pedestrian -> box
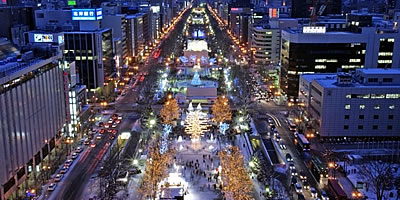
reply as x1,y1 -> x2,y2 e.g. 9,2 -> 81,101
213,184 -> 217,190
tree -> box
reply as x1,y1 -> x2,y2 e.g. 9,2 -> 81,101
139,141 -> 175,200
185,103 -> 210,140
212,95 -> 232,124
360,161 -> 394,200
219,146 -> 253,200
160,98 -> 180,125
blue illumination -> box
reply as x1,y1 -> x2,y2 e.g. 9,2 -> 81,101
72,8 -> 102,21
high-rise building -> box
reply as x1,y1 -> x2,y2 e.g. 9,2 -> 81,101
291,0 -> 342,18
0,40 -> 66,200
0,6 -> 35,46
64,28 -> 114,90
299,69 -> 400,139
249,18 -> 297,65
280,27 -> 400,101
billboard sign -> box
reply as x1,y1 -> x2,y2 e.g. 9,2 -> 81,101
34,34 -> 54,43
72,8 -> 102,21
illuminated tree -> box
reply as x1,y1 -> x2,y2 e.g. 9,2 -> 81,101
185,103 -> 209,140
212,95 -> 232,124
140,141 -> 175,200
160,98 -> 180,125
219,146 -> 253,200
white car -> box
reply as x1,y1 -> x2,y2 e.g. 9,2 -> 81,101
321,190 -> 329,200
54,174 -> 63,182
48,183 -> 57,191
60,167 -> 68,174
71,152 -> 79,159
75,147 -> 83,153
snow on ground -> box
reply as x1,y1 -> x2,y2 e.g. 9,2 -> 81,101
340,162 -> 400,200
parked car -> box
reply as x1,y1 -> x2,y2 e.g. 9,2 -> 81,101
75,147 -> 83,153
60,167 -> 68,174
64,159 -> 73,168
96,135 -> 102,140
268,118 -> 274,125
90,143 -> 96,148
275,134 -> 281,142
84,139 -> 90,145
111,123 -> 117,128
54,174 -> 63,182
71,152 -> 79,159
286,153 -> 293,162
48,183 -> 57,191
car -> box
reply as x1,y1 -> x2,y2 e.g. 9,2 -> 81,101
111,123 -> 117,128
311,187 -> 318,198
321,190 -> 329,200
275,134 -> 281,142
54,174 -> 63,182
295,183 -> 302,194
299,171 -> 307,181
279,143 -> 287,150
96,135 -> 102,140
286,153 -> 293,162
98,122 -> 104,127
104,123 -> 110,128
303,180 -> 310,190
115,119 -> 121,124
294,131 -> 299,138
60,167 -> 68,174
289,163 -> 295,170
270,124 -> 276,130
71,152 -> 79,159
268,118 -> 274,125
291,177 -> 297,186
112,114 -> 118,120
108,118 -> 113,123
76,147 -> 83,153
117,115 -> 122,120
64,159 -> 73,168
48,183 -> 57,191
291,169 -> 298,176
84,139 -> 90,145
99,129 -> 105,134
109,135 -> 115,140
90,143 -> 96,148
112,129 -> 118,135
107,129 -> 113,133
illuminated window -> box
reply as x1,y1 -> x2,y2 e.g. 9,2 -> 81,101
349,59 -> 361,62
378,60 -> 392,64
315,65 -> 326,69
389,105 -> 395,110
346,94 -> 351,99
345,104 -> 351,110
359,104 -> 365,109
374,105 -> 380,110
388,38 -> 395,42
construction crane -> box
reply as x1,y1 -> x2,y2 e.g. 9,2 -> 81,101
309,0 -> 328,25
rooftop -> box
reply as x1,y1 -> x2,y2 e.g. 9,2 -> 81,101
186,40 -> 208,52
357,68 -> 400,75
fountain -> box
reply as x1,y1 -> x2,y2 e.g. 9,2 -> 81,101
191,70 -> 202,86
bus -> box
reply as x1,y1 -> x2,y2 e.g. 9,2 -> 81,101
327,179 -> 347,200
287,119 -> 297,131
294,134 -> 310,152
309,155 -> 328,182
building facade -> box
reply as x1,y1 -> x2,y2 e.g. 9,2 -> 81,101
280,27 -> 400,101
299,69 -> 400,138
0,44 -> 66,199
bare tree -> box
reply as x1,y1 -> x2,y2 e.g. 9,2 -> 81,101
360,161 -> 394,200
